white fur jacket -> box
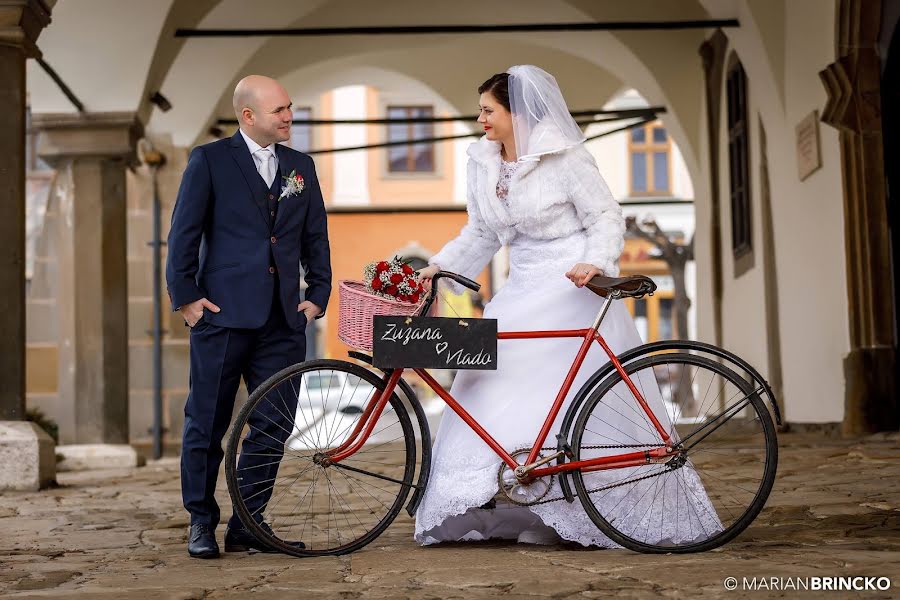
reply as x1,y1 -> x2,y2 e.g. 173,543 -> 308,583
430,126 -> 625,286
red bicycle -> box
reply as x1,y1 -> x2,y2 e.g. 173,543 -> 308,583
225,271 -> 779,555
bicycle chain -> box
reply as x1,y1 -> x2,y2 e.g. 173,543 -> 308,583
538,443 -> 667,451
519,443 -> 681,507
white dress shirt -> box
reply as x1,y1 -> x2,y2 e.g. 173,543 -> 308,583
239,129 -> 279,186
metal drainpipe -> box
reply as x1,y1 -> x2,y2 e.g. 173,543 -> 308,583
141,142 -> 167,459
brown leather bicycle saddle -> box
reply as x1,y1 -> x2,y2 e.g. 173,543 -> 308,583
585,274 -> 657,299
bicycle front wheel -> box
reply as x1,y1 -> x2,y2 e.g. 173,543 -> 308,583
225,359 -> 417,556
570,351 -> 777,553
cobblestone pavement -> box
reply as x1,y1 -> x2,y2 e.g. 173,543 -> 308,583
1,431 -> 898,599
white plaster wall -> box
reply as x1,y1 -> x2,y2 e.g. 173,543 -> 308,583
330,85 -> 369,206
776,0 -> 848,423
671,143 -> 695,200
716,65 -> 770,412
453,122 -> 471,205
714,0 -> 847,423
585,125 -> 629,199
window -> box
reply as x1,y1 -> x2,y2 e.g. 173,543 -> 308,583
387,105 -> 435,173
726,57 -> 752,260
629,121 -> 671,195
289,107 -> 313,152
633,298 -> 649,342
658,298 -> 675,340
623,290 -> 677,342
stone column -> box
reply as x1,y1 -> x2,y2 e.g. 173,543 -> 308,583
820,0 -> 898,434
0,0 -> 56,490
33,112 -> 143,451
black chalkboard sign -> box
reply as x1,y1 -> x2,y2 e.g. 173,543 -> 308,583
372,316 -> 498,370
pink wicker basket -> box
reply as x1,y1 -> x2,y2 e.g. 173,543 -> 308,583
338,280 -> 434,351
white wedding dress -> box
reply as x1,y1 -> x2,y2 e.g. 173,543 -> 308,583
414,161 -> 722,547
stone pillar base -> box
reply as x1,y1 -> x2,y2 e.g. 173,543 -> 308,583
56,444 -> 143,472
0,421 -> 56,491
843,346 -> 898,435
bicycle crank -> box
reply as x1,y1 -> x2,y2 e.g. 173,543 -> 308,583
496,448 -> 556,506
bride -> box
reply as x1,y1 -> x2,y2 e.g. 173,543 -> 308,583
414,65 -> 719,547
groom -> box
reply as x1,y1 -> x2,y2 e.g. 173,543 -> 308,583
166,75 -> 331,558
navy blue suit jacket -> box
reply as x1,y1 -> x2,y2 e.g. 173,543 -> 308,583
166,131 -> 332,330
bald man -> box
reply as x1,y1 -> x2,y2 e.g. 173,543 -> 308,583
166,75 -> 331,558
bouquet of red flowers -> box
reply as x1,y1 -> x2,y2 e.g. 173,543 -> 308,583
364,256 -> 425,304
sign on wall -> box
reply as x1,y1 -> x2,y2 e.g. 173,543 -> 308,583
796,110 -> 822,181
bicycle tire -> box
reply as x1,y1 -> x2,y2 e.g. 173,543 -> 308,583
225,359 -> 417,556
570,352 -> 778,553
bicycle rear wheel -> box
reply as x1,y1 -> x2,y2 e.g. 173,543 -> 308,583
225,359 -> 417,556
570,351 -> 777,553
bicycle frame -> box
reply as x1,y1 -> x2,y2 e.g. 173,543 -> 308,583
326,293 -> 676,479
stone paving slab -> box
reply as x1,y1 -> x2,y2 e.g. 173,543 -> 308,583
0,432 -> 898,599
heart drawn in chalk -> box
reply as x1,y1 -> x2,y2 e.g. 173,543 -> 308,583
435,342 -> 448,354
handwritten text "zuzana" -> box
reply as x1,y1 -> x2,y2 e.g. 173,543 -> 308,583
379,323 -> 443,346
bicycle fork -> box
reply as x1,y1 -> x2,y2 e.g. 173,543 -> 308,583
323,369 -> 404,464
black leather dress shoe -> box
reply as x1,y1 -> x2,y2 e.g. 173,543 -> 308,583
478,498 -> 497,510
224,522 -> 305,553
187,524 -> 220,559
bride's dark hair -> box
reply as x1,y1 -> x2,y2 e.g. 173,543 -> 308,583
478,73 -> 510,111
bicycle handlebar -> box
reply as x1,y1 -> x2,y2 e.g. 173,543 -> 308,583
431,270 -> 481,293
417,270 -> 480,317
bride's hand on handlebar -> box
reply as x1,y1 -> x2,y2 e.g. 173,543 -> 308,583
416,264 -> 441,292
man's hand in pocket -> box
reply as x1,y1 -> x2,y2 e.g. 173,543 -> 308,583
297,301 -> 322,322
179,298 -> 221,327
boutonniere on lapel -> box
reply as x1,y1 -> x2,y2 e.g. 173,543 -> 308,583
279,170 -> 305,201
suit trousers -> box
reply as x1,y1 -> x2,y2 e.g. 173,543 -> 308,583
181,287 -> 307,529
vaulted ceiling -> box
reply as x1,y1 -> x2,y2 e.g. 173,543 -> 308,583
27,0 -> 737,183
